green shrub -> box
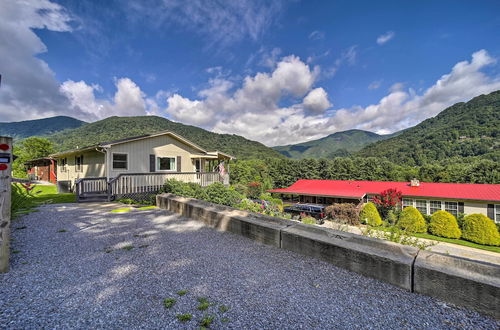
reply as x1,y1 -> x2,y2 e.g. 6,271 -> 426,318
429,210 -> 461,239
385,210 -> 398,226
359,202 -> 382,226
205,182 -> 243,207
461,214 -> 500,246
301,216 -> 316,225
397,206 -> 427,233
237,199 -> 263,213
247,181 -> 263,199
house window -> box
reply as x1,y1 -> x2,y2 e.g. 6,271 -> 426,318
112,153 -> 128,170
402,198 -> 413,208
75,155 -> 83,172
445,201 -> 458,217
430,201 -> 442,215
60,158 -> 67,172
157,157 -> 176,171
416,200 -> 427,215
495,205 -> 500,223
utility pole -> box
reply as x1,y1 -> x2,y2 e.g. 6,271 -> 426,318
0,136 -> 12,273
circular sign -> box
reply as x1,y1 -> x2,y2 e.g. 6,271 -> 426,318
0,164 -> 7,171
0,144 -> 9,151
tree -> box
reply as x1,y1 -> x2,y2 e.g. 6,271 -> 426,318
12,137 -> 55,178
359,202 -> 382,226
372,188 -> 402,218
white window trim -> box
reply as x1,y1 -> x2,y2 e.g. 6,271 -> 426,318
495,204 -> 500,223
75,155 -> 83,173
112,152 -> 129,171
156,156 -> 177,172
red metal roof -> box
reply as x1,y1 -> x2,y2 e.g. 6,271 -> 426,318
269,180 -> 500,202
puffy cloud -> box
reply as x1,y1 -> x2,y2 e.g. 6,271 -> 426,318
303,88 -> 331,114
0,0 -> 73,121
164,50 -> 500,146
60,78 -> 154,120
377,31 -> 395,45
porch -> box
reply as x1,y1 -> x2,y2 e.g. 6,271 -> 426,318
75,172 -> 226,202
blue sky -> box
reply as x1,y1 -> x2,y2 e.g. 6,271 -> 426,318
1,0 -> 500,146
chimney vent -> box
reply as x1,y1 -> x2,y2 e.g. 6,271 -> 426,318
410,178 -> 420,187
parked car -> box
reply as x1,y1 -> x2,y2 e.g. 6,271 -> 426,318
283,204 -> 326,224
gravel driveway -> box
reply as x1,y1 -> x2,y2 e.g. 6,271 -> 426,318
1,203 -> 498,329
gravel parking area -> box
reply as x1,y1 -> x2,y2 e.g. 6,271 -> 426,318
1,203 -> 498,329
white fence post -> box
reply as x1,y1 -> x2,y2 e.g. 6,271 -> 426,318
0,136 -> 13,273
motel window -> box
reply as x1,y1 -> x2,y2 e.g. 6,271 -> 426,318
402,198 -> 413,208
495,205 -> 500,223
112,153 -> 128,170
317,196 -> 326,204
60,158 -> 67,172
430,201 -> 442,215
416,200 -> 428,215
75,155 -> 83,172
157,157 -> 176,171
445,202 -> 458,217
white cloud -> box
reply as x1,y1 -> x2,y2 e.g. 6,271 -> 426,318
377,31 -> 395,45
164,49 -> 500,146
303,88 -> 331,114
368,80 -> 382,90
126,0 -> 285,46
60,78 -> 154,120
309,30 -> 325,40
0,0 -> 74,121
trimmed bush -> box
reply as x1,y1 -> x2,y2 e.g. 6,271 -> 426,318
429,210 -> 461,239
325,203 -> 360,225
359,202 -> 382,226
301,216 -> 316,225
461,214 -> 500,246
205,182 -> 243,207
397,206 -> 427,233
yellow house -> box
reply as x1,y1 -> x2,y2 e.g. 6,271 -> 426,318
50,131 -> 234,199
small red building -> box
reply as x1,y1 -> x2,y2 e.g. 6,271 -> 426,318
25,158 -> 57,184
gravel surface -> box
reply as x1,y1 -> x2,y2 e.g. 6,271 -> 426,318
1,203 -> 498,329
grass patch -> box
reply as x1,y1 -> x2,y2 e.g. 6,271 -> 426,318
110,208 -> 132,213
176,313 -> 192,322
121,245 -> 134,251
219,304 -> 229,313
137,206 -> 156,210
412,232 -> 500,253
373,226 -> 500,253
199,314 -> 214,327
57,229 -> 67,233
163,298 -> 176,309
11,183 -> 75,217
176,290 -> 188,296
197,297 -> 210,311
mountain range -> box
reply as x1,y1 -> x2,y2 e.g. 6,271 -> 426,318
2,90 -> 498,163
273,129 -> 398,159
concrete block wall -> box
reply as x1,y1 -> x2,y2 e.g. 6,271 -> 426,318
157,193 -> 500,319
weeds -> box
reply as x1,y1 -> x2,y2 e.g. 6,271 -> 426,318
176,313 -> 192,322
57,229 -> 67,233
199,314 -> 214,327
176,290 -> 188,296
219,304 -> 229,313
197,297 -> 210,311
163,298 -> 176,309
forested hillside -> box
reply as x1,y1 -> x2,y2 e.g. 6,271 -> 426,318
0,116 -> 85,139
45,116 -> 284,160
357,91 -> 500,165
273,129 -> 395,159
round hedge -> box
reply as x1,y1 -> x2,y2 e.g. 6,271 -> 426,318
359,202 -> 382,226
461,214 -> 500,246
429,210 -> 461,239
397,206 -> 427,233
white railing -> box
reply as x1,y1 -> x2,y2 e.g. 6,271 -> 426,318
75,177 -> 108,201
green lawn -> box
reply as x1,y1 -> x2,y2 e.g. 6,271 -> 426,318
373,225 -> 500,253
11,183 -> 76,217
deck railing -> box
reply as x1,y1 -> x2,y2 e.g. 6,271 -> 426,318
76,172 -> 226,202
75,177 -> 108,202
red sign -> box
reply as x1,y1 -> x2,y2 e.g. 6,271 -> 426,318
0,164 -> 7,171
0,144 -> 9,151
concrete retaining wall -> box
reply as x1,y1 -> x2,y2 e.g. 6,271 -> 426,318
156,193 -> 500,319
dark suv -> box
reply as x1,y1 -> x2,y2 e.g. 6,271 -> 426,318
283,204 -> 326,224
